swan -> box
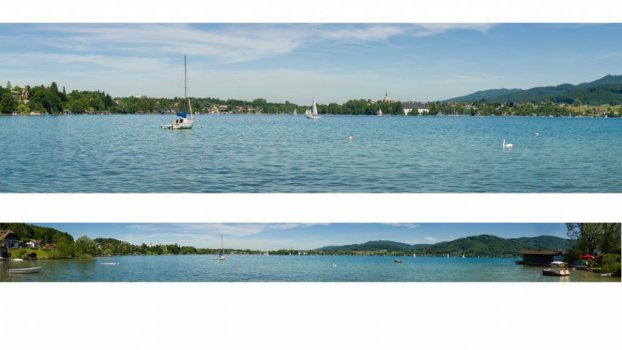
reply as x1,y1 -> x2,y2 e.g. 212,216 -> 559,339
502,139 -> 513,149
533,132 -> 539,137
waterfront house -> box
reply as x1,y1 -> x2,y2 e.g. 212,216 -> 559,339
0,230 -> 20,248
26,239 -> 43,248
520,249 -> 564,266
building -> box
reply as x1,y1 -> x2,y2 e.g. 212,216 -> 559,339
26,239 -> 43,248
383,92 -> 389,103
0,230 -> 20,248
521,249 -> 564,266
402,101 -> 430,115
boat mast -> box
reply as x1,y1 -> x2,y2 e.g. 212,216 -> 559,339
184,56 -> 193,118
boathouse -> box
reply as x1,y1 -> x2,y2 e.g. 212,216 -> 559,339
521,249 -> 564,266
0,230 -> 20,248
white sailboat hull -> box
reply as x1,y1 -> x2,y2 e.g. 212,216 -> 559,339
161,118 -> 194,129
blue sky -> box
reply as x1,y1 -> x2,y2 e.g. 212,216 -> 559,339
34,223 -> 567,250
1,24 -> 620,104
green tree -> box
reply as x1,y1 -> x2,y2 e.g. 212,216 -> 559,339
0,91 -> 17,114
51,236 -> 75,259
74,235 -> 97,258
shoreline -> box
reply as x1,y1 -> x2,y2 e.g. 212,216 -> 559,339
1,113 -> 619,118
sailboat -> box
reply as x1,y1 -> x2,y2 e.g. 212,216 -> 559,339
305,97 -> 321,119
214,234 -> 225,261
376,108 -> 383,116
161,56 -> 195,130
293,109 -> 297,116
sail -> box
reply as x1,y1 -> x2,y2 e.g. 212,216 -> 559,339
312,98 -> 318,116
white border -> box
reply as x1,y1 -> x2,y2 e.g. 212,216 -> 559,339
3,283 -> 620,349
1,194 -> 620,223
2,0 -> 622,22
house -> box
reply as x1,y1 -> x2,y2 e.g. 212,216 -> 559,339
521,249 -> 564,266
26,239 -> 43,248
0,230 -> 20,248
44,243 -> 57,250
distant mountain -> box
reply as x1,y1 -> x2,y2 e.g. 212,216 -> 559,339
318,240 -> 431,252
446,74 -> 622,105
315,235 -> 569,257
447,88 -> 523,102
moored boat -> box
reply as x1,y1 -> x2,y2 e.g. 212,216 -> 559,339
161,56 -> 195,130
542,261 -> 571,276
9,266 -> 43,274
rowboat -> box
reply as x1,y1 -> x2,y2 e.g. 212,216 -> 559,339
9,266 -> 43,274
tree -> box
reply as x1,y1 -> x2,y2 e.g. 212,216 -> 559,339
0,92 -> 17,114
53,236 -> 75,259
74,235 -> 97,258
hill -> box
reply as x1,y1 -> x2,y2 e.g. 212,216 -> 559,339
446,74 -> 622,105
0,223 -> 74,244
315,235 -> 569,257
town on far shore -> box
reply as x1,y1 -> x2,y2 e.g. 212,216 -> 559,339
1,75 -> 621,118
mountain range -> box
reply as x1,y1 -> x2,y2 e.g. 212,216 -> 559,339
446,74 -> 622,105
315,235 -> 570,257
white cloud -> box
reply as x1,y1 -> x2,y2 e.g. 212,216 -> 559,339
25,23 -> 495,64
412,23 -> 495,37
384,223 -> 421,229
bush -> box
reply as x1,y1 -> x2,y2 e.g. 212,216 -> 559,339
12,249 -> 27,259
601,254 -> 621,275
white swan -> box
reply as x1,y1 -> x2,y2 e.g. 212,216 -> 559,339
502,139 -> 513,150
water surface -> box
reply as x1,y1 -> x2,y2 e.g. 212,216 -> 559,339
1,255 -> 618,282
1,114 -> 620,192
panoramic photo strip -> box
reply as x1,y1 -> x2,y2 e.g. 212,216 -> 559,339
0,23 -> 621,193
1,222 -> 620,282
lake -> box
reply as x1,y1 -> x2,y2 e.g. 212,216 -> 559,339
1,255 -> 618,282
1,114 -> 620,192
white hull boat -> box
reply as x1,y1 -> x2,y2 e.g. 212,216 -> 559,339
162,56 -> 195,130
542,261 -> 571,276
9,266 -> 43,274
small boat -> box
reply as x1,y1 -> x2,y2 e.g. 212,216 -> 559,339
214,234 -> 225,261
9,266 -> 43,274
394,259 -> 402,264
462,254 -> 466,259
12,258 -> 24,262
305,98 -> 321,119
376,109 -> 383,116
514,259 -> 524,265
542,261 -> 571,276
101,262 -> 119,266
412,253 -> 416,258
293,109 -> 297,116
161,56 -> 195,130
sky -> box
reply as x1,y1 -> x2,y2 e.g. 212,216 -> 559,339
34,223 -> 567,250
0,23 -> 621,104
